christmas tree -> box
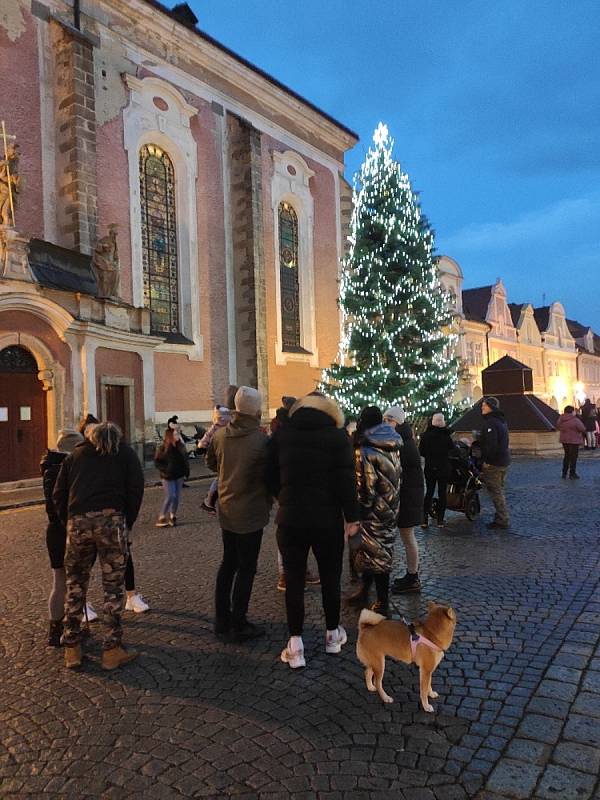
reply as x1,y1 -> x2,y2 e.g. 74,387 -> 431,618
321,123 -> 459,420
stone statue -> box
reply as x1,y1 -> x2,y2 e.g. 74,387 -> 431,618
92,224 -> 120,299
0,142 -> 20,228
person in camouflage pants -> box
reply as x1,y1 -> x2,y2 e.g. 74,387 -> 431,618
63,510 -> 129,650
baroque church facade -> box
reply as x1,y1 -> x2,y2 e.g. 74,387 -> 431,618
0,0 -> 356,481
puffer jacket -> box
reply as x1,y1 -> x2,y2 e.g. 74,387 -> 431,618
354,422 -> 402,574
557,413 -> 586,445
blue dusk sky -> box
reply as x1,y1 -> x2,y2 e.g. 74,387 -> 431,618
189,0 -> 600,330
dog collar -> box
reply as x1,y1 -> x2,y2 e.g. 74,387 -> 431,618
406,621 -> 444,660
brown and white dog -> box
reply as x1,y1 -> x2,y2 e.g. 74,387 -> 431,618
356,602 -> 457,712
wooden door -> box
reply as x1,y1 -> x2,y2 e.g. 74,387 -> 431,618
0,346 -> 47,482
105,384 -> 128,440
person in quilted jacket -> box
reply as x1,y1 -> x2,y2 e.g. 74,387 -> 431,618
347,406 -> 402,615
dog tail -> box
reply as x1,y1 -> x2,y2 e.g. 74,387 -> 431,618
359,608 -> 386,629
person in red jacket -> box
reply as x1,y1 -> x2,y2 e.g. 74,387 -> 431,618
557,405 -> 586,480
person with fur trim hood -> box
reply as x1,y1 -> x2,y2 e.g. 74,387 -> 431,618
199,405 -> 232,515
382,406 -> 425,595
266,391 -> 360,669
347,406 -> 402,615
419,412 -> 454,528
207,387 -> 271,643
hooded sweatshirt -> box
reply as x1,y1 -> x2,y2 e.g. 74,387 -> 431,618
206,412 -> 272,533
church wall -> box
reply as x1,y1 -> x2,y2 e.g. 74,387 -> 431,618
0,6 -> 45,238
261,135 -> 341,409
95,346 -> 144,442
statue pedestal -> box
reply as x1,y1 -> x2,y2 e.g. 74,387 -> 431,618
0,226 -> 32,282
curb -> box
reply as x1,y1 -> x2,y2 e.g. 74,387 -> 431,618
0,473 -> 213,513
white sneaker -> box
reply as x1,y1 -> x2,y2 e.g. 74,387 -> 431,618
325,625 -> 347,654
280,639 -> 306,669
125,593 -> 150,613
83,602 -> 98,623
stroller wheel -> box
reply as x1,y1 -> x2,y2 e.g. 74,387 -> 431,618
465,491 -> 480,521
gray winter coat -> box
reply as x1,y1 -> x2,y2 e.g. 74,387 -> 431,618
354,423 -> 402,574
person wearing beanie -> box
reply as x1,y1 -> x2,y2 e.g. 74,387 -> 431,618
41,430 -> 85,646
480,397 -> 511,529
266,392 -> 360,669
207,386 -> 271,642
346,406 -> 402,615
383,408 -> 424,595
419,413 -> 454,528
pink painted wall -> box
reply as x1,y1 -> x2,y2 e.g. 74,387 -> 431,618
96,115 -> 133,304
261,135 -> 341,409
0,8 -> 44,238
95,347 -> 144,433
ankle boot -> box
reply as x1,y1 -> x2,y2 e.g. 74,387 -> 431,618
346,580 -> 370,608
64,643 -> 82,669
101,645 -> 139,671
48,620 -> 63,647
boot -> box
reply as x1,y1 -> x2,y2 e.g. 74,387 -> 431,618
421,513 -> 429,529
370,600 -> 389,616
345,583 -> 370,608
101,645 -> 139,671
64,643 -> 82,669
391,572 -> 422,595
48,620 -> 63,647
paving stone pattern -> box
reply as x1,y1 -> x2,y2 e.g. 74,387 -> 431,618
1,457 -> 599,799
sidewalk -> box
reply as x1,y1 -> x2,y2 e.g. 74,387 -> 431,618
0,457 -> 213,512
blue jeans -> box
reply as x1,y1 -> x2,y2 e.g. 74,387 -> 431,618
160,478 -> 183,517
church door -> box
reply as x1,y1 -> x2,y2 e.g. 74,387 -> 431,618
0,346 -> 47,483
105,384 -> 128,441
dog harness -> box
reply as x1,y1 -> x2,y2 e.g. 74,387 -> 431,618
406,621 -> 444,660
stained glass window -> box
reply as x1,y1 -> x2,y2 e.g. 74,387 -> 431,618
279,202 -> 301,351
139,144 -> 179,335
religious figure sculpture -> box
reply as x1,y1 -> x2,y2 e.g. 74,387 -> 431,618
0,141 -> 20,228
92,224 -> 120,299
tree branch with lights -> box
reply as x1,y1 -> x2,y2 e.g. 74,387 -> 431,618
321,123 -> 459,422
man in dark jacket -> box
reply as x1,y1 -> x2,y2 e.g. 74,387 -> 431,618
419,413 -> 454,527
266,392 -> 360,669
479,396 -> 510,529
53,422 -> 144,670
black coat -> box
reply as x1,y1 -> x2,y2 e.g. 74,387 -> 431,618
419,425 -> 454,473
266,394 -> 359,529
580,401 -> 597,432
480,410 -> 510,467
154,442 -> 189,481
41,449 -> 68,526
396,422 -> 424,528
53,440 -> 144,529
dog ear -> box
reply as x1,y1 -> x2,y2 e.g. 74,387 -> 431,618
445,607 -> 456,620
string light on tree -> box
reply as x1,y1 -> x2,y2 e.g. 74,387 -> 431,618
320,123 -> 459,420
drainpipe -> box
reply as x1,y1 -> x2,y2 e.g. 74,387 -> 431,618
73,0 -> 81,30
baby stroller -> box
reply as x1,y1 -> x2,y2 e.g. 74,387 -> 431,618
431,440 -> 483,521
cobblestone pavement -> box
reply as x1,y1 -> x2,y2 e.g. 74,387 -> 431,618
1,456 -> 599,799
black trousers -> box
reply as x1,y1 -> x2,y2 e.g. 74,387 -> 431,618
424,467 -> 449,521
562,443 -> 579,476
363,571 -> 389,606
215,529 -> 263,631
277,524 -> 344,636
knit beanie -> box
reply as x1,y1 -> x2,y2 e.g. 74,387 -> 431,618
57,429 -> 84,453
383,406 -> 406,426
482,396 -> 500,411
432,412 -> 446,427
234,386 -> 261,416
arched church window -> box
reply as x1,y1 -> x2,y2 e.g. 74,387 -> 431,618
279,202 -> 301,351
139,144 -> 179,334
